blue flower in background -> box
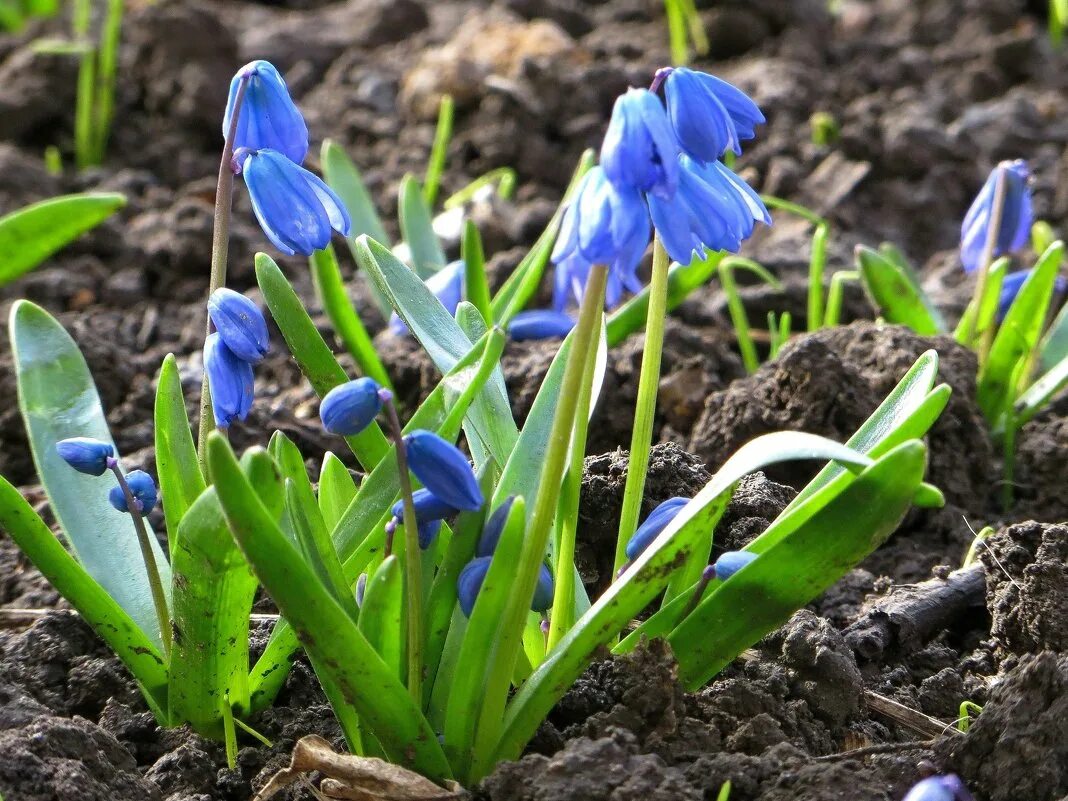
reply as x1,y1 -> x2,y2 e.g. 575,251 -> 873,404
625,497 -> 689,561
391,488 -> 459,525
55,437 -> 114,476
997,269 -> 1067,322
457,556 -> 554,617
403,430 -> 483,511
508,310 -> 575,341
224,60 -> 309,165
204,333 -> 254,429
108,470 -> 158,515
320,377 -> 383,436
239,148 -> 351,257
663,67 -> 765,162
207,288 -> 270,364
391,260 -> 465,336
476,496 -> 517,558
418,519 -> 442,550
960,160 -> 1032,274
648,155 -> 771,266
712,550 -> 758,581
902,775 -> 974,801
601,88 -> 679,198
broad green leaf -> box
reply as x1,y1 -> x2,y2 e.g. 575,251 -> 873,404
154,354 -> 205,551
358,555 -> 404,682
399,174 -> 446,279
0,192 -> 124,284
285,477 -> 353,617
856,245 -> 944,335
256,253 -> 389,470
1040,297 -> 1068,372
207,434 -> 452,781
954,258 -> 1007,347
10,300 -> 170,647
319,452 -> 358,531
1013,352 -> 1068,427
462,220 -> 492,324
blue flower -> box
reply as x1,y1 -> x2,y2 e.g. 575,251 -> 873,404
508,310 -> 575,341
476,496 -> 517,557
531,563 -> 554,612
418,519 -> 442,550
320,378 -> 383,436
224,60 -> 308,165
456,556 -> 554,617
997,269 -> 1067,322
625,497 -> 689,561
664,68 -> 765,162
601,88 -> 680,198
960,160 -> 1032,274
239,149 -> 351,257
712,550 -> 758,581
108,470 -> 158,515
648,155 -> 770,266
902,775 -> 973,801
205,333 -> 254,429
403,430 -> 483,511
391,488 -> 460,524
390,260 -> 465,336
207,288 -> 270,364
55,437 -> 114,476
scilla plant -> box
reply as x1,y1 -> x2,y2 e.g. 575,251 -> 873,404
0,58 -> 947,789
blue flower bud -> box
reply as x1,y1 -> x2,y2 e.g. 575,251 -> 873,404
207,288 -> 270,364
55,437 -> 114,476
997,269 -> 1068,322
390,260 -> 465,336
664,67 -> 765,162
391,488 -> 459,524
960,160 -> 1032,274
601,88 -> 679,198
712,550 -> 758,581
355,573 -> 367,607
320,378 -> 383,436
224,60 -> 309,165
205,333 -> 254,429
476,496 -> 517,558
625,497 -> 689,560
457,556 -> 491,617
531,564 -> 554,613
239,149 -> 351,257
902,775 -> 973,801
108,470 -> 158,515
418,519 -> 442,550
508,310 -> 575,341
403,430 -> 483,511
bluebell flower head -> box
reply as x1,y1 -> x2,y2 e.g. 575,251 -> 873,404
712,550 -> 758,581
997,269 -> 1067,322
960,160 -> 1032,274
391,487 -> 459,524
649,155 -> 771,266
55,437 -> 114,476
391,260 -> 465,336
508,310 -> 576,341
902,775 -> 973,801
601,88 -> 680,198
207,288 -> 270,364
205,333 -> 254,429
457,556 -> 491,617
320,377 -> 383,436
664,67 -> 765,162
224,60 -> 308,165
531,563 -> 554,613
418,519 -> 442,550
625,497 -> 689,560
239,149 -> 351,257
109,470 -> 158,515
476,495 -> 517,558
403,430 -> 484,511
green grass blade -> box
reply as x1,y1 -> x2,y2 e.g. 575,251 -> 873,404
90,0 -> 122,162
462,220 -> 492,324
319,452 -> 358,531
1040,290 -> 1068,371
154,354 -> 205,552
1012,352 -> 1068,427
856,245 -> 944,335
399,174 -> 446,279
0,192 -> 124,284
423,94 -> 454,209
359,555 -> 405,682
285,476 -> 355,618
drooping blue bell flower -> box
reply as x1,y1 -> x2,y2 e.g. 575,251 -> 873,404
320,377 -> 383,436
391,488 -> 460,525
663,67 -> 765,162
390,260 -> 465,336
403,430 -> 484,511
204,333 -> 254,429
207,288 -> 270,364
902,775 -> 974,801
712,550 -> 758,581
601,88 -> 679,198
457,556 -> 554,617
55,437 -> 114,476
648,155 -> 771,266
418,519 -> 442,550
960,160 -> 1032,274
476,496 -> 517,558
625,497 -> 689,561
531,563 -> 554,613
238,148 -> 351,257
224,60 -> 309,165
108,470 -> 158,515
508,310 -> 576,341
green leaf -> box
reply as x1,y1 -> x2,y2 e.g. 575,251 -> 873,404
207,434 -> 452,781
318,452 -> 358,531
1040,294 -> 1068,372
285,477 -> 354,617
399,174 -> 446,279
0,192 -> 124,285
358,555 -> 404,682
154,354 -> 205,551
10,300 -> 170,647
669,442 -> 927,687
256,253 -> 390,470
0,474 -> 168,718
462,220 -> 492,324
1012,352 -> 1068,427
856,245 -> 944,335
954,258 -> 1007,347
423,94 -> 454,209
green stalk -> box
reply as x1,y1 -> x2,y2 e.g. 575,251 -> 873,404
462,220 -> 492,323
807,223 -> 828,331
613,238 -> 670,576
961,166 -> 1009,355
91,0 -> 123,163
423,94 -> 454,209
664,0 -> 688,65
719,258 -> 759,373
824,270 -> 859,328
72,0 -> 95,169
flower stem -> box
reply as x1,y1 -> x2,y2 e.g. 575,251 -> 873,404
197,75 -> 251,474
962,166 -> 1009,356
719,258 -> 760,373
110,464 -> 171,656
381,392 -> 423,704
613,238 -> 671,577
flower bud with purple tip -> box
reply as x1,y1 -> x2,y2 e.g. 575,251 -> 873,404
508,310 -> 576,341
531,564 -> 554,613
205,333 -> 254,429
390,488 -> 459,525
418,519 -> 442,550
403,430 -> 483,511
476,496 -> 517,558
625,497 -> 689,561
55,437 -> 114,476
457,555 -> 554,617
207,288 -> 270,364
712,550 -> 758,581
108,470 -> 158,515
224,60 -> 309,165
320,377 -> 383,436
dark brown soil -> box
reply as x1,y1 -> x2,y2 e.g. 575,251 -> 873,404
2,0 -> 1068,798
